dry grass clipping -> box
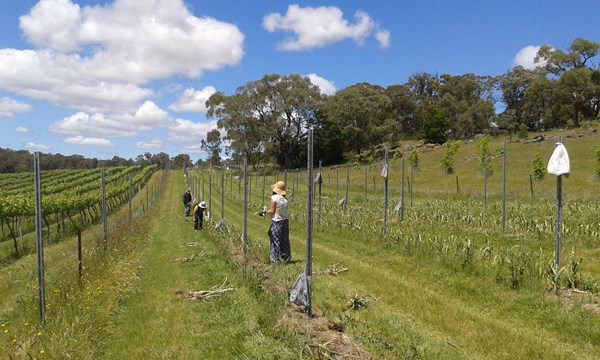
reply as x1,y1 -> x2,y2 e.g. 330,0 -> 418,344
317,264 -> 348,276
276,306 -> 372,359
175,279 -> 234,301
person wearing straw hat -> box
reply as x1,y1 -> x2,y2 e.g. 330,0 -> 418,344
193,200 -> 207,232
266,180 -> 291,263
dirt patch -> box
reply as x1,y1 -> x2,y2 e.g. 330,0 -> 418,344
546,289 -> 600,316
276,306 -> 372,359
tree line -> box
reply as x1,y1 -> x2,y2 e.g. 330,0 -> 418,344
2,38 -> 598,173
204,38 -> 600,169
0,148 -> 171,174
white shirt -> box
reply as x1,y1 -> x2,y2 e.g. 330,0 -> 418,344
271,194 -> 288,222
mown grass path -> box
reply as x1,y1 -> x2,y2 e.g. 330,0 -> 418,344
97,172 -> 299,359
203,171 -> 600,359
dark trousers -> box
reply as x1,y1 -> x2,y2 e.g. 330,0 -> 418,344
194,214 -> 203,230
269,219 -> 290,262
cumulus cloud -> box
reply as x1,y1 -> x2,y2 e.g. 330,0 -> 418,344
168,86 -> 217,113
180,143 -> 204,154
16,126 -> 28,134
25,142 -> 50,151
513,45 -> 547,70
263,5 -> 389,51
137,139 -> 164,150
50,100 -> 170,137
64,135 -> 115,147
306,73 -> 336,95
167,118 -> 218,143
375,30 -> 391,49
0,0 -> 244,113
0,96 -> 33,118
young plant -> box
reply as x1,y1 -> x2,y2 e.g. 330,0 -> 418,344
408,148 -> 419,169
476,134 -> 493,176
441,140 -> 461,175
518,123 -> 528,139
531,153 -> 545,181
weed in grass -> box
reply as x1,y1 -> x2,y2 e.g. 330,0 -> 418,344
347,294 -> 379,311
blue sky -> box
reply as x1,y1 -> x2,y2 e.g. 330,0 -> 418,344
1,0 -> 599,162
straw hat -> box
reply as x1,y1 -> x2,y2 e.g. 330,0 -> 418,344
271,181 -> 286,196
199,201 -> 207,209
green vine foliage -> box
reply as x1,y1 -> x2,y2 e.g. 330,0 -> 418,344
518,123 -> 528,139
476,135 -> 493,175
531,153 -> 545,181
408,148 -> 419,169
441,140 -> 461,175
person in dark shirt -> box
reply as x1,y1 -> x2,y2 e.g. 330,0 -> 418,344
182,188 -> 192,217
193,201 -> 207,231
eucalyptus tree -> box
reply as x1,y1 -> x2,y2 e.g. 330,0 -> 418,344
206,91 -> 265,169
206,74 -> 323,169
497,66 -> 547,128
201,129 -> 222,167
323,82 -> 394,156
520,76 -> 555,129
385,84 -> 417,136
405,72 -> 441,136
437,73 -> 496,139
535,38 -> 600,75
533,38 -> 600,127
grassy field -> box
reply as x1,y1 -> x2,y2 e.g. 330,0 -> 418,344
1,125 -> 600,359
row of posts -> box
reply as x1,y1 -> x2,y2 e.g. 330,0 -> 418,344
33,153 -> 166,322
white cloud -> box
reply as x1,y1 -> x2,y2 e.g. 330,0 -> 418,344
513,45 -> 547,70
168,86 -> 217,113
50,100 -> 170,137
137,139 -> 164,150
16,126 -> 28,134
25,142 -> 50,151
306,74 -> 336,95
263,5 -> 388,51
375,30 -> 390,49
167,118 -> 218,143
0,96 -> 33,118
0,0 -> 244,112
180,143 -> 204,154
64,135 -> 115,147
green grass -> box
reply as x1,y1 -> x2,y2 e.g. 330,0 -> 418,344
2,125 -> 600,359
